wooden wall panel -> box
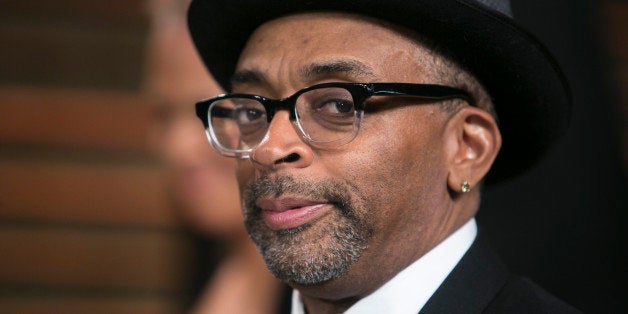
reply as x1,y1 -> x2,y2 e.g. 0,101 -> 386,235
0,2 -> 198,313
0,297 -> 183,314
0,159 -> 176,228
600,1 -> 628,57
0,225 -> 192,291
0,87 -> 156,152
0,0 -> 148,90
599,0 -> 628,167
0,0 -> 147,24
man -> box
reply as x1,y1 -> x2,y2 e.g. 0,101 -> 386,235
187,0 -> 581,312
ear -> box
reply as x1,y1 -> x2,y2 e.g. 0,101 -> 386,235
444,107 -> 502,194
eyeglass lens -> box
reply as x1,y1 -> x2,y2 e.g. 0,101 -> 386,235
208,87 -> 361,152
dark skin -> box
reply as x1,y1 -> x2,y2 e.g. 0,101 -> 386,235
233,13 -> 502,314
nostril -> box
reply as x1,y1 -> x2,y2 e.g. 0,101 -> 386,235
275,153 -> 300,164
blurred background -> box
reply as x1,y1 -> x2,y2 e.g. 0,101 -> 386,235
0,1 -> 195,313
0,0 -> 625,313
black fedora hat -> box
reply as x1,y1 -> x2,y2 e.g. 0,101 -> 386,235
187,0 -> 572,184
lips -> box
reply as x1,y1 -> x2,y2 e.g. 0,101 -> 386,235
256,197 -> 332,230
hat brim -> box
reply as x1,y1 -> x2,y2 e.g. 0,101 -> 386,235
187,0 -> 572,184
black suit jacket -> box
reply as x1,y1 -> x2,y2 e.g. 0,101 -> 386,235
420,233 -> 582,313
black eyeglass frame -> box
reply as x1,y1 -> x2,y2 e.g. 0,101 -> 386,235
195,82 -> 476,157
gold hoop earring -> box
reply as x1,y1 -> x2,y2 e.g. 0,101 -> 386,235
461,181 -> 471,193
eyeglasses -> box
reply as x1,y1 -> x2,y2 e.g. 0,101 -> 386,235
195,82 -> 475,158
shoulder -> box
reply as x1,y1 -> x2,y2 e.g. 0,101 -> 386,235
484,275 -> 582,314
421,232 -> 581,313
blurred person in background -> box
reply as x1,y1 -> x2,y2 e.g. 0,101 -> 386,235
142,0 -> 287,313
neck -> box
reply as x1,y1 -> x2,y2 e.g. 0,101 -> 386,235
302,296 -> 358,314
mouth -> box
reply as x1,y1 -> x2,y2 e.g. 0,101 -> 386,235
256,197 -> 334,230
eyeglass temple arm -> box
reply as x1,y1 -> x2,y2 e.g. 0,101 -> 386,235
370,83 -> 475,106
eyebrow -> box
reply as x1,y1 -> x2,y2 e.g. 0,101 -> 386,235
230,59 -> 377,90
230,69 -> 266,87
300,59 -> 376,81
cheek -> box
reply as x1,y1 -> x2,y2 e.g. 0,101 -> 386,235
324,110 -> 446,226
347,109 -> 443,178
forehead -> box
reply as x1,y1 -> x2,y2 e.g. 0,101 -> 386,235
235,12 -> 437,87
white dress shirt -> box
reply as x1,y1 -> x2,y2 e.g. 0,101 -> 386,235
291,218 -> 477,314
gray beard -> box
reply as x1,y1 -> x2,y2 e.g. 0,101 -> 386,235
242,174 -> 372,285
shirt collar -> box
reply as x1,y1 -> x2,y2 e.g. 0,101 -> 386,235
291,218 -> 477,314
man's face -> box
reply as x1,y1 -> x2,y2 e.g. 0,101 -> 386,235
234,13 -> 458,294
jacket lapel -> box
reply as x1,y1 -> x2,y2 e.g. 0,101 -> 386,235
419,232 -> 509,314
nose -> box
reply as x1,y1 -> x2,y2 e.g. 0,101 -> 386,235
250,110 -> 313,170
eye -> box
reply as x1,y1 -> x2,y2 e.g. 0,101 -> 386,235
316,99 -> 355,115
235,107 -> 265,124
